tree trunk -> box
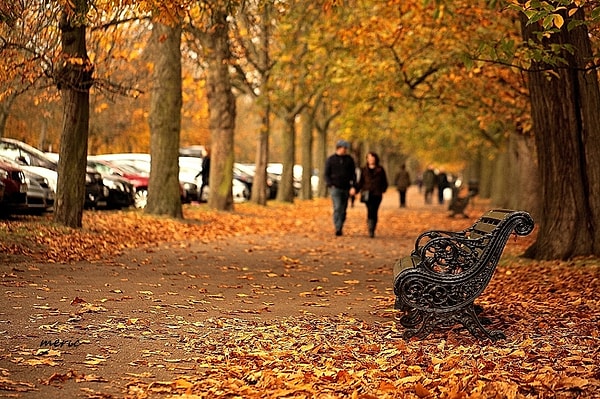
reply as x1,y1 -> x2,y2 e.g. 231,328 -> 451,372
250,3 -> 271,206
202,7 -> 235,211
54,1 -> 92,228
506,131 -> 539,216
521,8 -> 600,259
276,115 -> 296,203
251,103 -> 269,205
146,21 -> 183,219
315,125 -> 327,198
299,108 -> 313,200
490,149 -> 508,207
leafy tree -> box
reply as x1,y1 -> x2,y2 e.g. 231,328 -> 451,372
511,1 -> 600,259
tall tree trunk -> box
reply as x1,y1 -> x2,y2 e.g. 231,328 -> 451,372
299,108 -> 313,200
521,8 -> 600,259
251,103 -> 269,204
146,21 -> 183,218
202,7 -> 235,211
506,131 -> 539,216
276,114 -> 296,203
54,0 -> 92,228
315,125 -> 327,198
250,2 -> 271,206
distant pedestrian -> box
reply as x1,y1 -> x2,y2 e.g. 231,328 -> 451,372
394,163 -> 411,207
422,165 -> 436,204
437,168 -> 449,205
357,152 -> 388,238
324,140 -> 356,236
195,147 -> 211,202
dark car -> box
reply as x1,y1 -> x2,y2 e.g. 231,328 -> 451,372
101,175 -> 134,209
86,161 -> 135,209
0,160 -> 28,214
87,158 -> 149,209
84,168 -> 109,209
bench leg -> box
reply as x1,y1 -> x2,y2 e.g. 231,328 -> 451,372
399,307 -> 423,328
401,312 -> 439,340
460,305 -> 506,342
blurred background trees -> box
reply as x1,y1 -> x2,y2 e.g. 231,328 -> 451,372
2,0 -> 600,259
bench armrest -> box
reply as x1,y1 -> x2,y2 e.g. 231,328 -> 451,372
417,235 -> 486,276
413,229 -> 468,256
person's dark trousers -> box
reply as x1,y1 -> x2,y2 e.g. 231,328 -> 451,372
398,190 -> 407,207
425,189 -> 433,204
330,186 -> 350,235
366,195 -> 383,237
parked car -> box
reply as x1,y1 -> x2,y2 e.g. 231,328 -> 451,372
99,173 -> 135,209
22,171 -> 53,214
84,168 -> 110,209
87,157 -> 149,209
0,156 -> 54,214
0,160 -> 28,214
85,159 -> 136,209
0,138 -> 107,209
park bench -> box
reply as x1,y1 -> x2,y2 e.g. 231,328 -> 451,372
448,180 -> 479,218
393,209 -> 534,341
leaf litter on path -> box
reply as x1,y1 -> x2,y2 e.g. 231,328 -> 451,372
0,192 -> 599,398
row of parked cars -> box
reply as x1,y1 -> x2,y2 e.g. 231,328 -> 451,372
0,138 -> 255,216
0,138 -> 323,217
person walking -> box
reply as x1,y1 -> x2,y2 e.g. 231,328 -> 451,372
324,140 -> 356,236
195,147 -> 211,202
437,168 -> 449,205
357,152 -> 388,238
394,163 -> 411,207
422,164 -> 436,204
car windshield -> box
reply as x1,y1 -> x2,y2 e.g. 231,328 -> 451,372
0,140 -> 57,170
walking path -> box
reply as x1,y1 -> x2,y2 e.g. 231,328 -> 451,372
1,187 -> 543,398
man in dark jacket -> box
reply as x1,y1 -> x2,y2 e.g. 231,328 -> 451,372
324,140 -> 356,236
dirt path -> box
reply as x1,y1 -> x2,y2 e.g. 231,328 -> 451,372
0,187 -> 488,398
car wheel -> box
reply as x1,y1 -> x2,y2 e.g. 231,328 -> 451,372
134,188 -> 148,209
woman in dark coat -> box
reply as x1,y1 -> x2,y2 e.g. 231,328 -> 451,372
357,152 -> 388,238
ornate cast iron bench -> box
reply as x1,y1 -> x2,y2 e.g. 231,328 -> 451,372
393,209 -> 534,341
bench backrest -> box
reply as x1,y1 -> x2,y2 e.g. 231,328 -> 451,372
467,209 -> 517,240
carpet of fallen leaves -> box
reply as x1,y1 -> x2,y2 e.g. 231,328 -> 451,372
1,198 -> 599,398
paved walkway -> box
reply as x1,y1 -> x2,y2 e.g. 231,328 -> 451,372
0,186 -> 484,397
